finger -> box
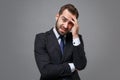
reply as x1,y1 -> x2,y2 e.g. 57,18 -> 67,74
70,19 -> 75,25
71,17 -> 78,24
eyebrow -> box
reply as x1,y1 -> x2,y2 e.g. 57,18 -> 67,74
62,16 -> 68,21
62,16 -> 75,22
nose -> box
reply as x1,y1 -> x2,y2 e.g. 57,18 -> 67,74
64,22 -> 68,28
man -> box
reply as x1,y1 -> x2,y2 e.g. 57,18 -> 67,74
34,4 -> 87,80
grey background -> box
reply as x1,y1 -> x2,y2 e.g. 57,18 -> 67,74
0,0 -> 120,80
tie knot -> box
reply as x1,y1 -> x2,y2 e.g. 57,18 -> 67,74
59,35 -> 64,40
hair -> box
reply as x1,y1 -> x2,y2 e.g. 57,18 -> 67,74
59,4 -> 79,19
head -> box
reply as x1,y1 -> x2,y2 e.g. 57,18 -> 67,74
55,4 -> 79,35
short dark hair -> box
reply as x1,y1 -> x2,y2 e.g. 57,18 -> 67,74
59,4 -> 79,19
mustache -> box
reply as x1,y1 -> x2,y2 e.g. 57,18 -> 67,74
60,25 -> 68,31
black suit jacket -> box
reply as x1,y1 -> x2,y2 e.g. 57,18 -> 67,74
34,28 -> 87,80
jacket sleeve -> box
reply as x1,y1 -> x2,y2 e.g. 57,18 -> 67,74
34,33 -> 72,79
72,35 -> 87,70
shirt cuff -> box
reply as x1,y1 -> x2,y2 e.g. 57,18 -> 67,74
73,38 -> 81,46
68,63 -> 75,72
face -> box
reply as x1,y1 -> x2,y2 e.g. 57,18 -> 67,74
55,9 -> 76,35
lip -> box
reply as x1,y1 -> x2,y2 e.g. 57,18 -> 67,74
60,28 -> 65,33
60,27 -> 67,32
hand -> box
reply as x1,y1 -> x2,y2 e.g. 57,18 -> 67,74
70,18 -> 79,39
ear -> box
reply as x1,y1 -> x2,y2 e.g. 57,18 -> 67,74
55,14 -> 59,21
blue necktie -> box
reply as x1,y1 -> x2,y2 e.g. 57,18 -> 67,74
60,36 -> 66,80
60,36 -> 64,54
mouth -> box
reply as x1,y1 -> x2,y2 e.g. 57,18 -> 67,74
60,27 -> 67,33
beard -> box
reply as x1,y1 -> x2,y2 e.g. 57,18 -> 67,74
55,20 -> 69,35
55,20 -> 64,35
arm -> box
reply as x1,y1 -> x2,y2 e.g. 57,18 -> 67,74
72,35 -> 87,70
34,33 -> 72,79
70,17 -> 87,70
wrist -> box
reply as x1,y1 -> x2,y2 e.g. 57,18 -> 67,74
72,34 -> 79,39
68,63 -> 75,72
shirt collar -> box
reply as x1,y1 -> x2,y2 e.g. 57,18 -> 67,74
53,27 -> 60,39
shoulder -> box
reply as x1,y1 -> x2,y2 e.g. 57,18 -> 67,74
34,32 -> 48,47
35,33 -> 46,42
35,29 -> 53,41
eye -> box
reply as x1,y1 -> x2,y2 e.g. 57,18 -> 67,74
62,17 -> 67,22
62,18 -> 67,22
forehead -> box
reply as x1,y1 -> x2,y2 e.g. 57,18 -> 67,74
60,9 -> 76,21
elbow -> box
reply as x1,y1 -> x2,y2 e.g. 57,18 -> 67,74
77,63 -> 87,70
40,68 -> 57,79
40,70 -> 52,79
75,58 -> 87,70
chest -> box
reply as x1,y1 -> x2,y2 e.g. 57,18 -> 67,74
45,36 -> 73,64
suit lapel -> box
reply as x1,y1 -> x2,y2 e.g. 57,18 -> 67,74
46,29 -> 63,59
62,33 -> 73,62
